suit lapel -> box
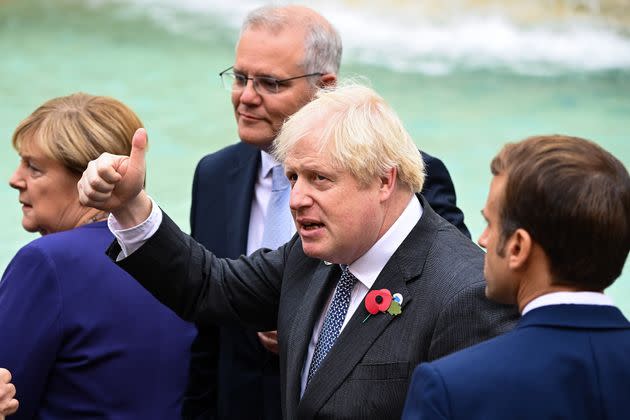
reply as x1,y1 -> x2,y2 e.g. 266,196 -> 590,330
298,195 -> 438,418
285,262 -> 339,420
225,144 -> 259,255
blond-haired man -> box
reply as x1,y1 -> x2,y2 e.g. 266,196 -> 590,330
188,5 -> 469,419
78,84 -> 514,419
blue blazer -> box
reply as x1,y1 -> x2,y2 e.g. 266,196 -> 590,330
402,304 -> 630,420
0,222 -> 196,419
185,142 -> 470,419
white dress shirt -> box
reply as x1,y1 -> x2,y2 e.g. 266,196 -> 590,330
109,192 -> 423,396
299,195 -> 422,395
522,291 -> 615,315
247,150 -> 296,255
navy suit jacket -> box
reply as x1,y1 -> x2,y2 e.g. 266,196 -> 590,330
184,141 -> 470,419
402,304 -> 630,420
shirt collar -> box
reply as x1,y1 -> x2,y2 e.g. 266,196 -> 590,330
522,291 -> 615,315
348,195 -> 422,290
260,150 -> 280,179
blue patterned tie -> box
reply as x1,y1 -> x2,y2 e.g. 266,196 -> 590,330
307,265 -> 357,385
261,165 -> 293,249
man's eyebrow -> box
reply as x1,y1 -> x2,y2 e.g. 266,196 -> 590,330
480,209 -> 489,222
232,68 -> 278,79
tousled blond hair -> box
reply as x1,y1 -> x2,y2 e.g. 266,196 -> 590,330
273,83 -> 425,192
12,92 -> 142,174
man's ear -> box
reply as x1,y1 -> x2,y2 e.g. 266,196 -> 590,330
319,73 -> 337,88
506,228 -> 532,270
378,167 -> 397,201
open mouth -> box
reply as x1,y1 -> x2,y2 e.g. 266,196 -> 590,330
302,221 -> 324,230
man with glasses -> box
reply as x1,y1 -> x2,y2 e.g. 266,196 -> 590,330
187,5 -> 470,420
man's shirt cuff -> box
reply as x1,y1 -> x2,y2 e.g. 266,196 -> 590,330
107,196 -> 163,259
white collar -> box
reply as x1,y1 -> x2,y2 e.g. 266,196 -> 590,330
348,195 -> 422,290
522,291 -> 615,315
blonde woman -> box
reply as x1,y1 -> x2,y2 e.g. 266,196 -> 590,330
0,93 -> 195,419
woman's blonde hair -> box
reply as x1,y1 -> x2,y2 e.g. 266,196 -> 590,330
12,92 -> 143,174
273,83 -> 425,192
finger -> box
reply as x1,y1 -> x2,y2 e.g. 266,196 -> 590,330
81,190 -> 115,204
0,394 -> 17,415
7,398 -> 18,415
124,128 -> 147,176
77,181 -> 113,208
4,398 -> 20,416
257,332 -> 279,353
257,331 -> 271,346
85,171 -> 117,195
259,330 -> 277,340
0,369 -> 9,382
95,155 -> 125,185
0,384 -> 17,415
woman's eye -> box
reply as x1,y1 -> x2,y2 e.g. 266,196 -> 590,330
27,161 -> 42,174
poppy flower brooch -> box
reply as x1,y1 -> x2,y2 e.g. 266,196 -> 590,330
363,289 -> 403,322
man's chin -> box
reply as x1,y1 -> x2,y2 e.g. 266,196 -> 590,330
301,244 -> 331,263
238,129 -> 274,149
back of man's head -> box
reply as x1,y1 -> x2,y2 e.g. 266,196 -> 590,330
240,5 -> 342,75
273,83 -> 425,193
491,134 -> 630,290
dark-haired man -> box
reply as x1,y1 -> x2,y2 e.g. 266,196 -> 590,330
403,134 -> 630,420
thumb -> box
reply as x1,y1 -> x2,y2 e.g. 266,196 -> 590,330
118,128 -> 147,177
129,127 -> 148,169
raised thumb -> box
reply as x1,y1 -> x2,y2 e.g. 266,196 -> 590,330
128,127 -> 148,169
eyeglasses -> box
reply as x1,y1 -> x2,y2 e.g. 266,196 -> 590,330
219,66 -> 323,95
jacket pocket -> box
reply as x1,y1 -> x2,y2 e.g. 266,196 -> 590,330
349,361 -> 410,380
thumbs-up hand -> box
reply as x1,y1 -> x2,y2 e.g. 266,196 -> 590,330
78,128 -> 152,228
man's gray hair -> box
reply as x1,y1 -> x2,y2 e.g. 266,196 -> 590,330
241,5 -> 342,75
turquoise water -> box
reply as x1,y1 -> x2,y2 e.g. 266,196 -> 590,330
1,0 -> 629,313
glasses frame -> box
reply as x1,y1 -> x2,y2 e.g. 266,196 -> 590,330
219,66 -> 324,95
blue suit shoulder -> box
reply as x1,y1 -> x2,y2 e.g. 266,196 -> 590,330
195,141 -> 259,177
420,151 -> 470,238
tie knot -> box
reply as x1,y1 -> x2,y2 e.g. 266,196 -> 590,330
338,265 -> 357,291
271,165 -> 290,191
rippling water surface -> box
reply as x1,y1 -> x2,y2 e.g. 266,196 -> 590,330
1,0 -> 629,312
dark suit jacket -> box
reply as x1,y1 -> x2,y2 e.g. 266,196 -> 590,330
110,196 -> 516,420
185,142 -> 470,419
402,304 -> 630,420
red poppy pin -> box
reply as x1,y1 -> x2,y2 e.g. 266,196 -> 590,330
363,289 -> 403,322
